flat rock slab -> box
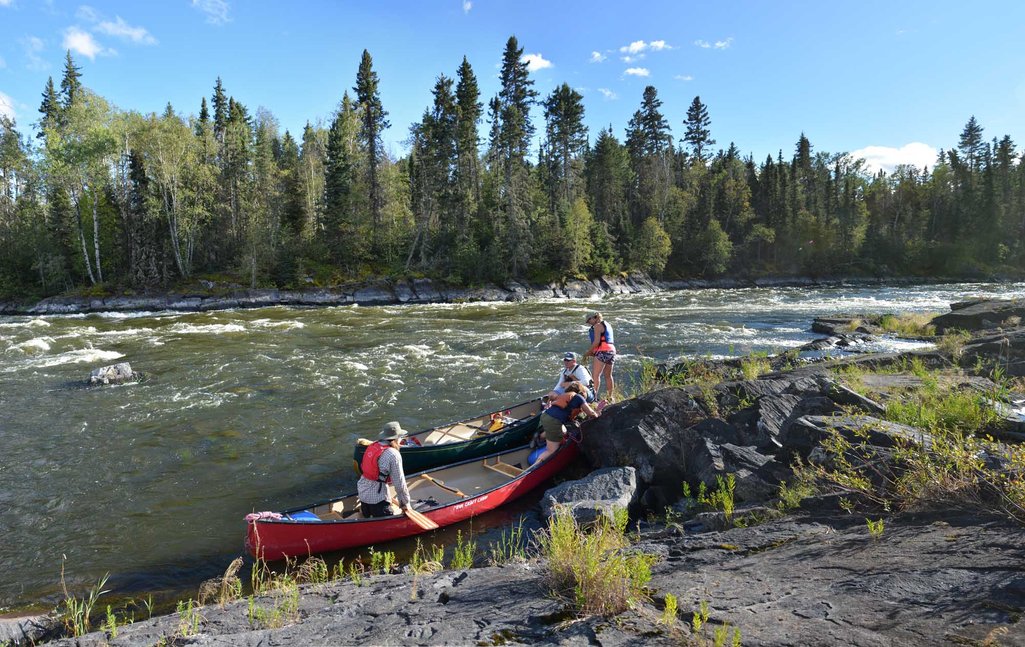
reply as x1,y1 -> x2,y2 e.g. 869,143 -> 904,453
647,508 -> 1025,646
49,509 -> 1025,647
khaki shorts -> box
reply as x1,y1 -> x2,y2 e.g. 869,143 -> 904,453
541,413 -> 565,443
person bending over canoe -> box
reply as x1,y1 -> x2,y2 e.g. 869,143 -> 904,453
547,351 -> 595,402
357,421 -> 411,518
537,382 -> 599,464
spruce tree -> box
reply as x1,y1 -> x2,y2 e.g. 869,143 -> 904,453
211,77 -> 228,143
543,83 -> 588,206
353,49 -> 389,256
958,115 -> 985,173
682,95 -> 715,164
38,77 -> 60,138
454,56 -> 482,231
489,35 -> 538,277
59,51 -> 82,109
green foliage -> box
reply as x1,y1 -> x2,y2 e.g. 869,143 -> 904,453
739,352 -> 771,380
866,518 -> 885,539
660,592 -> 678,628
937,329 -> 973,360
4,50 -> 1025,297
58,561 -> 109,638
540,506 -> 656,616
410,539 -> 445,574
878,313 -> 937,337
368,548 -> 396,574
631,217 -> 672,275
489,519 -> 529,564
176,599 -> 202,637
450,530 -> 477,569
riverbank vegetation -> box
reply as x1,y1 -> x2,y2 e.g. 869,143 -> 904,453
2,38 -> 1024,301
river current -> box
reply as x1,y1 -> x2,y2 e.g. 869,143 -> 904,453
2,282 -> 1024,611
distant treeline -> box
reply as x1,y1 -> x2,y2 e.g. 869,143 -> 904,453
0,37 -> 1023,299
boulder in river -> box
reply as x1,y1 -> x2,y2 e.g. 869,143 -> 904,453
87,362 -> 138,385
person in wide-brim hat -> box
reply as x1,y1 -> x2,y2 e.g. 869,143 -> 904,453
357,421 -> 411,518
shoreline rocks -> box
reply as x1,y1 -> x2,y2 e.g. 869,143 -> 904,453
2,274 -> 1019,317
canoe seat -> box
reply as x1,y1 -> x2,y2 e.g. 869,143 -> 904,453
482,458 -> 524,478
423,423 -> 482,445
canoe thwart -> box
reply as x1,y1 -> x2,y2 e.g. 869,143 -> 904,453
482,458 -> 524,477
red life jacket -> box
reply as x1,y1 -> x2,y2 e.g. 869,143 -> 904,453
361,442 -> 392,484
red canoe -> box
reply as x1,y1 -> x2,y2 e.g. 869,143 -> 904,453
246,438 -> 580,561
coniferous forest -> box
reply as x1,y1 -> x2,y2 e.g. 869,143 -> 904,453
1,37 -> 1023,300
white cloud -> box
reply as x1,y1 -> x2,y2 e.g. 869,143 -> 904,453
590,51 -> 606,63
619,39 -> 672,56
625,67 -> 650,77
621,40 -> 647,55
621,54 -> 640,63
598,88 -> 617,100
696,37 -> 733,50
521,53 -> 553,72
0,91 -> 15,122
850,142 -> 939,174
21,35 -> 47,71
63,26 -> 111,59
192,0 -> 230,25
0,0 -> 13,7
674,74 -> 694,81
76,5 -> 100,22
462,0 -> 472,12
97,16 -> 157,44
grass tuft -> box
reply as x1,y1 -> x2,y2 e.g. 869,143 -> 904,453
539,507 -> 656,616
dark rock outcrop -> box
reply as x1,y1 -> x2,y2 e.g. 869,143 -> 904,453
931,298 -> 1025,333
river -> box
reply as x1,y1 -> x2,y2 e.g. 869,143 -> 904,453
2,282 -> 1023,611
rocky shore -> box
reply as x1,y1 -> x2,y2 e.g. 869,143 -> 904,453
0,273 -> 1006,317
5,299 -> 1025,646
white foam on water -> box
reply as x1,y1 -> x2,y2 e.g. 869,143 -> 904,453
250,318 -> 306,331
168,323 -> 247,335
14,337 -> 53,353
342,361 -> 370,372
0,318 -> 52,329
398,344 -> 433,357
32,348 -> 124,368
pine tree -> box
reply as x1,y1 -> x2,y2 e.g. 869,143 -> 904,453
682,96 -> 715,164
211,77 -> 228,144
353,49 -> 390,257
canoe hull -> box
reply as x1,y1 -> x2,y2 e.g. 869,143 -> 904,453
352,401 -> 542,474
247,441 -> 578,561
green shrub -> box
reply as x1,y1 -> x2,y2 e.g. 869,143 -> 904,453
540,507 -> 656,616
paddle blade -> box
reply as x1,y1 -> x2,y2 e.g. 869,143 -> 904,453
405,508 -> 439,530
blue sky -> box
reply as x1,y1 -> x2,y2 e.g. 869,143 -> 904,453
1,1 -> 1024,172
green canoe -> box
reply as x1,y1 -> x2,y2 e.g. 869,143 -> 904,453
353,399 -> 543,475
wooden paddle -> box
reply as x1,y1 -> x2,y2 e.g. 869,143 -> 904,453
419,474 -> 467,497
393,497 -> 439,530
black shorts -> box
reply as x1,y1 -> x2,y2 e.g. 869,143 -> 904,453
360,500 -> 394,518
